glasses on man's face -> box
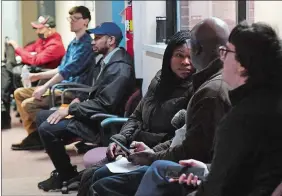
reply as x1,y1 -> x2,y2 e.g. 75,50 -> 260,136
67,16 -> 83,22
218,46 -> 236,60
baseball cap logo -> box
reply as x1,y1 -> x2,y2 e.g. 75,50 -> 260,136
38,16 -> 45,23
38,16 -> 49,24
31,15 -> 55,29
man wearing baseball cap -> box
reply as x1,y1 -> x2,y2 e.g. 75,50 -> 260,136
2,15 -> 65,131
88,22 -> 123,42
35,21 -> 136,192
7,15 -> 65,69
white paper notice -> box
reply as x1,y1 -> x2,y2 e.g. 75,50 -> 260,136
106,157 -> 143,173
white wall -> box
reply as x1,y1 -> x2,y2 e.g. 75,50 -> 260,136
142,51 -> 163,93
133,1 -> 166,94
2,1 -> 22,58
254,1 -> 282,37
2,1 -> 22,44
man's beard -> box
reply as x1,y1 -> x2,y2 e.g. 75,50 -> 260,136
96,47 -> 109,56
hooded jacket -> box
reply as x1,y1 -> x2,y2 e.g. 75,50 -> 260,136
15,32 -> 65,68
110,57 -> 194,148
66,47 -> 135,143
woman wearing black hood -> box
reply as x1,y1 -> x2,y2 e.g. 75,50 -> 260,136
107,30 -> 195,160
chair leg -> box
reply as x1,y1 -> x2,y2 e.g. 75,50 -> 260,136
100,127 -> 106,146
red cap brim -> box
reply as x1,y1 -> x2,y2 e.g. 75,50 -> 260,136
31,22 -> 45,29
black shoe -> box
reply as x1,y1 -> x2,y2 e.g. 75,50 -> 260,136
74,142 -> 97,154
15,112 -> 20,118
38,170 -> 63,192
11,131 -> 43,150
38,166 -> 78,192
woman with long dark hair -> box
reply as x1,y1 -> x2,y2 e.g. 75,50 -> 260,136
107,30 -> 195,159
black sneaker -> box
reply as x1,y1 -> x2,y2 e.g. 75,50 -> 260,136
38,166 -> 78,192
38,170 -> 63,192
11,131 -> 44,150
74,141 -> 97,154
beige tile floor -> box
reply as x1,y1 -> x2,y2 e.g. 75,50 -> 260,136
2,112 -> 85,195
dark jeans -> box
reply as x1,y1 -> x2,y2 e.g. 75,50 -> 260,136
36,110 -> 78,180
89,165 -> 149,196
135,160 -> 185,196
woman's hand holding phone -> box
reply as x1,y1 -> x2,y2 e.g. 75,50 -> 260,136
106,142 -> 123,161
109,138 -> 132,158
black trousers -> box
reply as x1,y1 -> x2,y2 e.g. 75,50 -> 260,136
36,110 -> 79,180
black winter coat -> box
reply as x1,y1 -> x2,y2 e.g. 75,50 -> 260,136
111,70 -> 194,147
194,82 -> 282,196
66,47 -> 135,143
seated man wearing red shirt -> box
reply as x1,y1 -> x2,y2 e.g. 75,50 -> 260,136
7,15 -> 65,69
1,15 -> 65,130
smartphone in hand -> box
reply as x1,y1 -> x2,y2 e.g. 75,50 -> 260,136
110,138 -> 132,155
165,165 -> 206,181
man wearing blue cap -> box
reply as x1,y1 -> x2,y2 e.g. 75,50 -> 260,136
88,22 -> 124,56
35,22 -> 136,192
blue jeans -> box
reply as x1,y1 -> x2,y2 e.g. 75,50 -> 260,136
36,110 -> 78,180
89,165 -> 149,196
135,160 -> 184,196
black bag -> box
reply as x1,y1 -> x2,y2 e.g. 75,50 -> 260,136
77,158 -> 109,196
4,37 -> 46,89
1,65 -> 13,103
1,65 -> 13,127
